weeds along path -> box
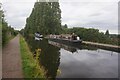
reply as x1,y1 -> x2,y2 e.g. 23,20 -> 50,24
2,35 -> 23,78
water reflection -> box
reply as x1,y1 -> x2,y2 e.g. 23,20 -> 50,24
48,40 -> 98,54
48,40 -> 77,53
39,43 -> 60,78
25,36 -> 118,78
58,49 -> 118,78
26,37 -> 60,78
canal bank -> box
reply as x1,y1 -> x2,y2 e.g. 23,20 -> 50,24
19,35 -> 45,78
46,37 -> 120,52
46,34 -> 119,52
82,41 -> 120,52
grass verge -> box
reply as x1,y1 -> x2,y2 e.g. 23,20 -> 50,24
20,35 -> 45,78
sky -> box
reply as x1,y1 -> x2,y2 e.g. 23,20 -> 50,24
1,0 -> 119,34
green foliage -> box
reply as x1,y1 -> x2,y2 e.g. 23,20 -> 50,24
24,1 -> 61,36
22,1 -> 119,46
2,21 -> 18,46
64,27 -> 119,45
64,24 -> 68,28
1,5 -> 18,46
105,30 -> 109,36
20,35 -> 45,78
60,24 -> 68,34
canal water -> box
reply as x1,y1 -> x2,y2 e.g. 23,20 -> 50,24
26,37 -> 118,78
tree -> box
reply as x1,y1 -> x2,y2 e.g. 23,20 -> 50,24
105,30 -> 109,36
24,1 -> 62,36
64,24 -> 68,28
1,4 -> 18,46
62,27 -> 115,45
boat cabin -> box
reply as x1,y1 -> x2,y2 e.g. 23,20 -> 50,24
35,32 -> 43,38
49,33 -> 81,41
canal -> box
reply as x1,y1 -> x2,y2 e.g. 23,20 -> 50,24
26,37 -> 118,78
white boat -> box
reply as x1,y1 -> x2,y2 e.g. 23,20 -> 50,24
35,37 -> 43,41
35,32 -> 43,38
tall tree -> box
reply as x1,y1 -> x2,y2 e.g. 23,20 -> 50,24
24,0 -> 61,36
105,30 -> 109,36
64,24 -> 68,28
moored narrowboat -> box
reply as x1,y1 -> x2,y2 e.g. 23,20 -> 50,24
47,33 -> 82,45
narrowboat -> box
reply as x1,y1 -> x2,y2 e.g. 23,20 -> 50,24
48,34 -> 82,45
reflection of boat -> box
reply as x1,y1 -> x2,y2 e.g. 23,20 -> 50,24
48,40 -> 98,51
35,37 -> 43,41
48,40 -> 77,53
49,38 -> 82,45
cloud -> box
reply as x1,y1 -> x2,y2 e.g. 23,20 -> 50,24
60,2 -> 118,34
89,13 -> 102,17
1,0 -> 119,34
2,0 -> 36,30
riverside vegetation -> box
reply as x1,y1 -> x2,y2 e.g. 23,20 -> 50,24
20,1 -> 119,46
1,4 -> 18,46
20,35 -> 45,78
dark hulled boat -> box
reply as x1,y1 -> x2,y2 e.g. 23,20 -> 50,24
49,38 -> 82,44
48,35 -> 82,46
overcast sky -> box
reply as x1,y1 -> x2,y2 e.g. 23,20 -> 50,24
1,0 -> 119,34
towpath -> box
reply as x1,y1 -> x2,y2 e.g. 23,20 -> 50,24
2,35 -> 23,78
82,41 -> 120,49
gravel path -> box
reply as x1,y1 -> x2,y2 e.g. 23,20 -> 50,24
2,35 -> 23,78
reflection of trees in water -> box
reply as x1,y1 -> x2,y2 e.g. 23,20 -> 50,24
26,37 -> 60,78
48,40 -> 98,54
39,44 -> 60,78
25,36 -> 116,79
48,40 -> 77,53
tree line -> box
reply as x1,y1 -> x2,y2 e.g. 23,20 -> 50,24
21,1 -> 119,46
61,26 -> 119,45
1,4 -> 18,46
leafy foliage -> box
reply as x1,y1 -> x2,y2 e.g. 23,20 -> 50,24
64,27 -> 119,45
1,4 -> 18,46
24,1 -> 61,37
105,30 -> 109,36
21,1 -> 119,46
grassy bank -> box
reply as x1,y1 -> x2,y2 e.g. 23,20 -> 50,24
20,35 -> 45,78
